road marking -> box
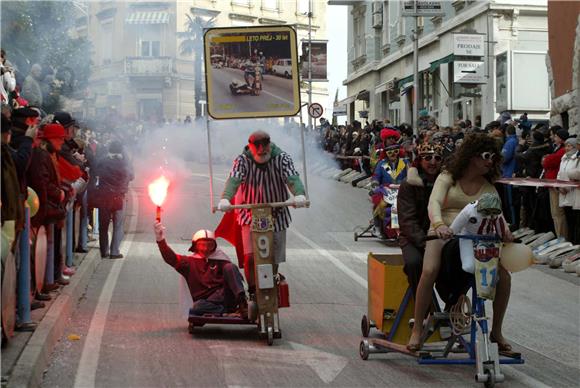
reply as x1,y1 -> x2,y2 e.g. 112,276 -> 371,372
210,341 -> 348,384
290,229 -> 367,289
261,89 -> 295,105
502,365 -> 551,388
73,189 -> 139,388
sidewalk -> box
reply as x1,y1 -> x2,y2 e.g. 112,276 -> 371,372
1,244 -> 101,388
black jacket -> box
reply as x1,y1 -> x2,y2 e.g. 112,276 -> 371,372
516,142 -> 551,178
397,167 -> 436,249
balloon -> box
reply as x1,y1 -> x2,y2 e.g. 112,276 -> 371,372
27,187 -> 40,217
501,243 -> 533,272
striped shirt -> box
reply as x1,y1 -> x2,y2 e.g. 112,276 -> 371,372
230,147 -> 299,231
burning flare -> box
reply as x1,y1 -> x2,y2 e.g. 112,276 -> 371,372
148,175 -> 170,207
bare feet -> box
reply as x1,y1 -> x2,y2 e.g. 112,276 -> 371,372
406,329 -> 422,352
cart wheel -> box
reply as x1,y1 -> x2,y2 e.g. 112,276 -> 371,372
484,369 -> 495,388
267,326 -> 274,346
188,322 -> 195,335
354,232 -> 358,242
361,315 -> 370,337
359,340 -> 370,360
248,301 -> 258,322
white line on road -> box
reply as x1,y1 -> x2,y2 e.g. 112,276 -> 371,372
261,88 -> 295,105
74,189 -> 139,388
290,228 -> 368,289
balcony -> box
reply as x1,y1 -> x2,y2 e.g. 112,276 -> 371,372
125,57 -> 174,76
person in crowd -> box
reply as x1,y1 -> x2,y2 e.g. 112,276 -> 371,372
154,223 -> 247,323
499,124 -> 519,226
94,140 -> 134,259
542,127 -> 569,239
22,64 -> 43,107
371,134 -> 409,239
217,130 -> 307,295
516,129 -> 552,230
407,133 -> 514,352
556,137 -> 578,244
27,123 -> 70,293
1,49 -> 16,105
566,140 -> 580,245
397,142 -> 443,297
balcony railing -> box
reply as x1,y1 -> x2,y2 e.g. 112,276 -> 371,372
125,56 -> 174,76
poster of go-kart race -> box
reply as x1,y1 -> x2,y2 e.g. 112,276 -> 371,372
204,25 -> 301,119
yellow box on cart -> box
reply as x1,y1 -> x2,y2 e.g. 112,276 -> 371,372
368,252 -> 441,345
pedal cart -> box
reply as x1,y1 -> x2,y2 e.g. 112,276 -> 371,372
354,184 -> 399,245
190,201 -> 303,345
359,235 -> 524,387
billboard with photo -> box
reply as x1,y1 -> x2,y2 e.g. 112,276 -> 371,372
203,25 -> 301,119
300,40 -> 327,81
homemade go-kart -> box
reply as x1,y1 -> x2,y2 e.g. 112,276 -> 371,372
354,184 -> 399,246
188,200 -> 308,346
359,234 -> 527,388
229,66 -> 263,96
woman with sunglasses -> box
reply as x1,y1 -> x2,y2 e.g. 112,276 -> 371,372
370,139 -> 409,239
407,133 -> 515,352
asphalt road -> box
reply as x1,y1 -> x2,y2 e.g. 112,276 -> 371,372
209,68 -> 295,116
41,162 -> 579,387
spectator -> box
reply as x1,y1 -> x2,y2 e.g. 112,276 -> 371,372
22,64 -> 43,107
542,127 -> 568,239
557,137 -> 578,243
94,140 -> 134,259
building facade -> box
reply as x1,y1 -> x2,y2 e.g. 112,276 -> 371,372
547,3 -> 580,134
81,0 -> 327,123
338,0 -> 551,128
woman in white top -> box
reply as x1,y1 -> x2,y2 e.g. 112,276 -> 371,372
558,138 -> 580,243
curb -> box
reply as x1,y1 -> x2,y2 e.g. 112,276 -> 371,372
7,250 -> 100,388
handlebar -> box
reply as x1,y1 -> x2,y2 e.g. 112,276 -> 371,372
212,200 -> 310,213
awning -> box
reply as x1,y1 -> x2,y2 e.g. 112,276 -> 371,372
125,12 -> 169,25
429,54 -> 455,73
336,95 -> 356,106
397,75 -> 414,89
356,90 -> 369,101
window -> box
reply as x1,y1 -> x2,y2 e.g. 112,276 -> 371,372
381,1 -> 389,47
353,15 -> 366,58
101,22 -> 113,64
141,41 -> 160,57
297,0 -> 310,15
262,0 -> 278,10
232,0 -> 251,6
421,71 -> 435,112
388,1 -> 403,40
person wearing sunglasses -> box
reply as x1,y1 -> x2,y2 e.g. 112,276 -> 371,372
217,130 -> 306,296
408,133 -> 515,353
397,143 -> 444,298
370,141 -> 409,239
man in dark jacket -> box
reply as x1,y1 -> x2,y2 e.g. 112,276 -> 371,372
94,140 -> 134,259
397,143 -> 442,297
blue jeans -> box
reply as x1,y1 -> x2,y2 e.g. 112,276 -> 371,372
189,262 -> 245,316
98,201 -> 125,257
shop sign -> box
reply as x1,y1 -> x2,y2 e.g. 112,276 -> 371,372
454,34 -> 485,57
453,61 -> 486,84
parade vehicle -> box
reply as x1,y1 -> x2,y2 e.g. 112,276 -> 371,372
354,184 -> 400,246
229,65 -> 263,96
186,200 -> 306,346
359,234 -> 530,387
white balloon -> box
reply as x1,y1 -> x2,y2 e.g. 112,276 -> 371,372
501,243 -> 533,272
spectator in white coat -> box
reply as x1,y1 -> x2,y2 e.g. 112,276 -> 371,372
565,139 -> 580,244
557,137 -> 578,243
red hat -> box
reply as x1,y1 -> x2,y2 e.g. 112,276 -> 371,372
40,123 -> 66,140
380,128 -> 400,141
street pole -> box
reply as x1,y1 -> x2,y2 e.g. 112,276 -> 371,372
412,1 -> 419,135
308,0 -> 313,131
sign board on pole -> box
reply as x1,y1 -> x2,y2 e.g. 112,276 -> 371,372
203,25 -> 301,119
453,61 -> 486,84
402,0 -> 444,16
308,103 -> 323,119
300,40 -> 328,81
453,34 -> 485,57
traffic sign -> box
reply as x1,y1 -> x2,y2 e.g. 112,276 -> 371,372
308,103 -> 323,119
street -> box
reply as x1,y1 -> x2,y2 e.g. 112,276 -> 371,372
209,68 -> 295,116
39,161 -> 579,388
